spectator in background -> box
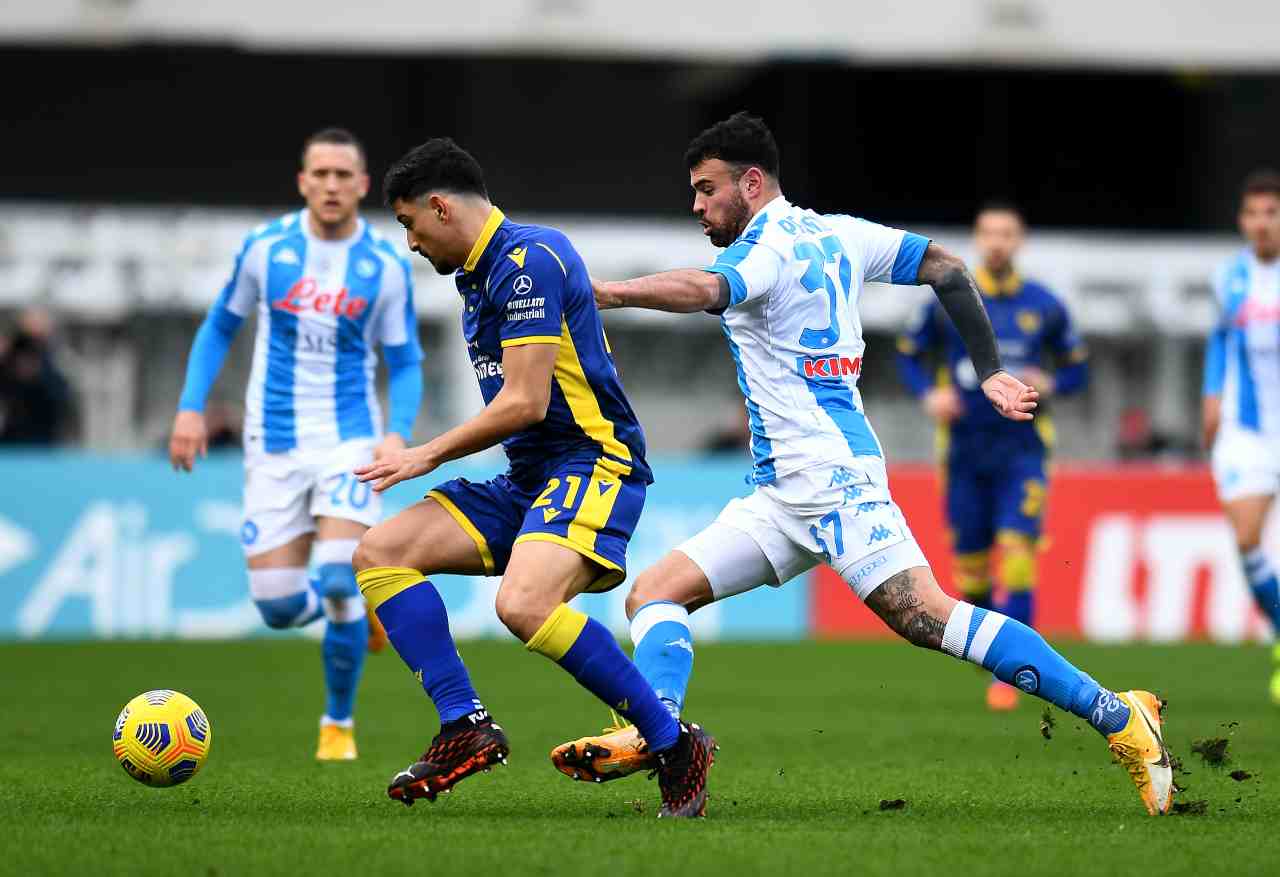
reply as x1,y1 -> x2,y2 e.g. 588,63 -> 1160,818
202,400 -> 242,450
0,307 -> 73,445
1115,406 -> 1193,460
699,408 -> 751,455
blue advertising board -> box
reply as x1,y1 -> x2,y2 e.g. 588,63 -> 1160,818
0,452 -> 808,640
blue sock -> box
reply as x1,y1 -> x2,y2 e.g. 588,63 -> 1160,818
942,603 -> 1130,736
630,601 -> 694,718
316,561 -> 368,722
1000,589 -> 1033,627
1243,547 -> 1280,629
322,616 -> 368,721
528,604 -> 680,753
374,576 -> 483,723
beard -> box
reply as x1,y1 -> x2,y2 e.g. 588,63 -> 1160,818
420,251 -> 457,275
706,190 -> 752,248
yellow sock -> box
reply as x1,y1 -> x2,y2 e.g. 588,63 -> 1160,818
355,566 -> 424,613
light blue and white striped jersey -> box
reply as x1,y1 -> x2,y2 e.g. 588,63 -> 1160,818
1205,249 -> 1280,435
705,196 -> 929,485
216,210 -> 420,452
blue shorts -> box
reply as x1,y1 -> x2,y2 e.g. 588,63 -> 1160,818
427,457 -> 646,593
946,450 -> 1047,554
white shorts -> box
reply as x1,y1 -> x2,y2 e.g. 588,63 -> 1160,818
240,438 -> 382,556
1212,427 -> 1280,503
677,459 -> 928,601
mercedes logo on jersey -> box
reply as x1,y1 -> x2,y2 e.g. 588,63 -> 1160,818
513,275 -> 534,294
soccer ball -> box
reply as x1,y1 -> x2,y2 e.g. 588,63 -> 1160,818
112,690 -> 212,787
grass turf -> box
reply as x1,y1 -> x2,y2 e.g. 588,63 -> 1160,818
2,638 -> 1276,875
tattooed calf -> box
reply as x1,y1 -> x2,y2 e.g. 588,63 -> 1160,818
864,570 -> 947,649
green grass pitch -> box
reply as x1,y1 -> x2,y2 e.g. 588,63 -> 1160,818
2,638 -> 1276,875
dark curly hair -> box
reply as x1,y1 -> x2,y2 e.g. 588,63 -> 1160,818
684,112 -> 780,181
382,138 -> 488,206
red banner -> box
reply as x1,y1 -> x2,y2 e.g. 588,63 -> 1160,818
811,465 -> 1273,642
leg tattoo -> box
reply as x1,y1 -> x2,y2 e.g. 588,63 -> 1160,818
865,570 -> 947,649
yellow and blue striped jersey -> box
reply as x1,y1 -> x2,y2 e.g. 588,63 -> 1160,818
454,208 -> 651,484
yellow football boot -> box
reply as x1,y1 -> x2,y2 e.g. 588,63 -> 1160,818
316,722 -> 358,761
551,713 -> 656,783
986,680 -> 1020,711
1106,691 -> 1173,815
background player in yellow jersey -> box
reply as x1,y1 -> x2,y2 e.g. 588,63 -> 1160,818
897,203 -> 1089,710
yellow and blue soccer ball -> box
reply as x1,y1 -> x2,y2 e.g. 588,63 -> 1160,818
112,690 -> 212,787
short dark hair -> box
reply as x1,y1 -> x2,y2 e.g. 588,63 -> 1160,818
382,138 -> 488,206
1242,169 -> 1280,201
684,112 -> 780,181
300,127 -> 366,169
975,200 -> 1025,225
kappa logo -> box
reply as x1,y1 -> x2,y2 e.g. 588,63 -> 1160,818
272,248 -> 300,265
666,638 -> 694,654
866,524 -> 894,545
841,485 -> 864,503
1091,690 -> 1124,727
828,467 -> 858,487
513,274 -> 534,295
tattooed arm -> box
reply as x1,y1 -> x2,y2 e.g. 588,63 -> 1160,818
914,242 -> 1038,423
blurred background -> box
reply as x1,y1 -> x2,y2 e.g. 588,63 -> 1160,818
2,0 -> 1277,642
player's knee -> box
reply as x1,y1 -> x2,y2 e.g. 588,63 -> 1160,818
953,550 -> 992,597
352,524 -> 399,573
494,584 -> 554,643
248,567 -> 316,629
625,571 -> 676,618
997,539 -> 1037,592
1236,531 -> 1265,554
253,594 -> 309,629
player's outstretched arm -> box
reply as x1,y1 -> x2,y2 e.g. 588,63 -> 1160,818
593,271 -> 730,314
354,342 -> 558,492
915,241 -> 1037,422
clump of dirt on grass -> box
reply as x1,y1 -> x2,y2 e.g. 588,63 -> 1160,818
1039,707 -> 1056,740
1190,737 -> 1230,767
1171,800 -> 1208,816
1229,770 -> 1252,782
878,799 -> 907,811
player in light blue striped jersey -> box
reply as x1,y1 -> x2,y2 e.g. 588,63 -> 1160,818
169,128 -> 424,760
553,112 -> 1176,816
1202,169 -> 1280,702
